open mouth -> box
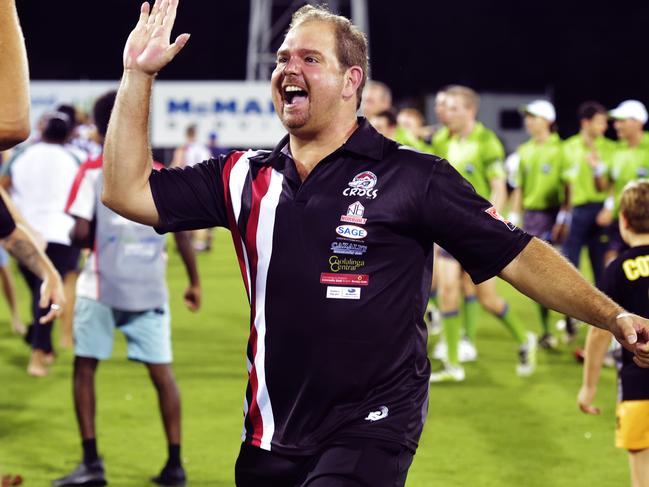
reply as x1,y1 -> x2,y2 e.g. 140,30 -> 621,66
283,85 -> 309,106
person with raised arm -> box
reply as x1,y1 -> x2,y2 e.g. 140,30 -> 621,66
103,1 -> 649,484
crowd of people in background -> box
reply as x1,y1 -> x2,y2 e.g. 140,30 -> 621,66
5,81 -> 647,382
362,80 -> 649,383
0,78 -> 648,484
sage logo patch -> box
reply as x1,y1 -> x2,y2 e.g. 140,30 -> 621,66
335,225 -> 367,240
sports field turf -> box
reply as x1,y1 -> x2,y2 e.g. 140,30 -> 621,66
0,230 -> 625,486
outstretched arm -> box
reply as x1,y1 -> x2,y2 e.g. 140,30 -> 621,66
500,238 -> 649,366
103,0 -> 190,225
0,0 -> 30,150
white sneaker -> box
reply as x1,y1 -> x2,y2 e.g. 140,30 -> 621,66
432,339 -> 448,361
429,365 -> 465,383
459,338 -> 478,362
516,332 -> 537,377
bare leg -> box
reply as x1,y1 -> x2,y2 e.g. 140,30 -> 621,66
629,449 -> 649,487
146,363 -> 181,445
0,265 -> 25,335
73,356 -> 99,440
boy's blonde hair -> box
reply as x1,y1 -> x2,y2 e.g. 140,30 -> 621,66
620,179 -> 649,233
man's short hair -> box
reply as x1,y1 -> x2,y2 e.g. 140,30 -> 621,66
398,107 -> 425,126
445,85 -> 480,111
42,112 -> 72,143
289,4 -> 369,109
365,80 -> 391,102
620,180 -> 649,234
374,110 -> 397,127
56,104 -> 78,126
577,101 -> 607,121
93,91 -> 117,137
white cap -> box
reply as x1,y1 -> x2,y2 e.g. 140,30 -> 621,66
609,100 -> 648,124
522,100 -> 556,122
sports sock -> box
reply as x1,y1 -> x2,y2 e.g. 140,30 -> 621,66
442,311 -> 461,366
537,304 -> 550,335
496,303 -> 526,345
166,444 -> 182,469
463,295 -> 479,343
428,291 -> 438,308
82,438 -> 99,464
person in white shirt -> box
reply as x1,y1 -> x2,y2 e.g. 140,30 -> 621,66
6,112 -> 80,376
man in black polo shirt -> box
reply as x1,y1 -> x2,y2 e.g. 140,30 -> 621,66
103,1 -> 649,485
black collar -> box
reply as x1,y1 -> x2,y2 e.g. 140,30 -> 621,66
251,117 -> 385,166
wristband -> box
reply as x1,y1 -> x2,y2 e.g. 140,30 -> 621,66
556,210 -> 570,225
604,196 -> 614,211
616,312 -> 633,320
593,163 -> 607,177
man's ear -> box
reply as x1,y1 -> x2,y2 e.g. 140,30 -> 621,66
342,66 -> 363,101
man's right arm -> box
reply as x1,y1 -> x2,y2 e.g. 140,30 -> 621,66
102,0 -> 190,226
103,70 -> 159,226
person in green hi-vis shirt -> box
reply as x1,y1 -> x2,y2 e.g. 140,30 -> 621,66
510,100 -> 569,349
598,100 -> 649,264
429,86 -> 536,383
562,101 -> 616,291
394,107 -> 435,153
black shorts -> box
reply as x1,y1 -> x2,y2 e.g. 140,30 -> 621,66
234,438 -> 414,487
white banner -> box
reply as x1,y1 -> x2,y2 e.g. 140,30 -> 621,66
151,81 -> 286,148
29,80 -> 286,149
30,80 -> 119,131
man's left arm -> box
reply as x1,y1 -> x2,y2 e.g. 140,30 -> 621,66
500,238 -> 649,366
172,231 -> 200,311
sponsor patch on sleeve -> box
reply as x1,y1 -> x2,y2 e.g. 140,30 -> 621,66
484,206 -> 516,231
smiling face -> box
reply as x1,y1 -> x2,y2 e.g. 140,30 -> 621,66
271,20 -> 357,136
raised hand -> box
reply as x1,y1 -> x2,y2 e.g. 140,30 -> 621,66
123,0 -> 190,75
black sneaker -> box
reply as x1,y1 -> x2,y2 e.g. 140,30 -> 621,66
151,465 -> 186,487
52,459 -> 106,486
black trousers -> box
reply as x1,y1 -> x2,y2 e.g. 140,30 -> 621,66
20,242 -> 79,353
235,438 -> 413,487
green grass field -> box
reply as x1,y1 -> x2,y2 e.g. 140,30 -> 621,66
0,230 -> 626,486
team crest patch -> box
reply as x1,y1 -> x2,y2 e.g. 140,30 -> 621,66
343,171 -> 378,199
485,206 -> 516,231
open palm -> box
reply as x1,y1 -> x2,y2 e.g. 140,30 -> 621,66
123,0 -> 190,75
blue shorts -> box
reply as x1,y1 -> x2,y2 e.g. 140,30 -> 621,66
0,246 -> 8,267
73,297 -> 172,364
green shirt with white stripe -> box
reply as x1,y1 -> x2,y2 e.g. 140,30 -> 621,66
562,134 -> 616,206
433,122 -> 505,199
607,140 -> 649,216
514,133 -> 566,210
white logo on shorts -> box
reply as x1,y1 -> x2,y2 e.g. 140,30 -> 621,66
364,406 -> 389,422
